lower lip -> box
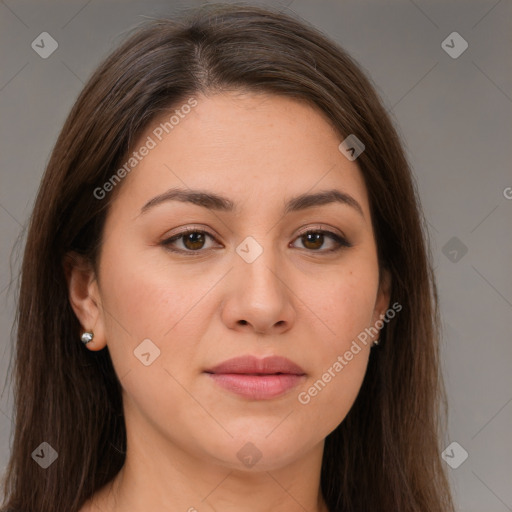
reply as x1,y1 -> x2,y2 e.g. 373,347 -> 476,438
206,373 -> 305,400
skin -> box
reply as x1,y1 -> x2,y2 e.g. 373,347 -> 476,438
68,91 -> 390,512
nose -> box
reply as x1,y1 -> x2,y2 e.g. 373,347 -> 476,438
220,247 -> 296,336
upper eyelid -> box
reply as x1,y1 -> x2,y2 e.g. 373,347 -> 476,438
164,225 -> 345,240
162,226 -> 349,250
166,222 -> 346,238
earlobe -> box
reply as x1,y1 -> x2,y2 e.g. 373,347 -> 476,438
63,252 -> 107,351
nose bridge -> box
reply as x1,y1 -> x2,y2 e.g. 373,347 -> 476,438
221,233 -> 295,334
235,234 -> 283,296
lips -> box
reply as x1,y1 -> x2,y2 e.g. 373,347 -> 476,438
205,355 -> 306,376
204,355 -> 306,400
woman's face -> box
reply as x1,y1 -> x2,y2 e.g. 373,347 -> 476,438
73,91 -> 390,472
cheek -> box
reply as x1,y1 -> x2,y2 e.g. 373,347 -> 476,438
295,349 -> 369,444
96,246 -> 215,438
99,241 -> 218,339
295,306 -> 372,440
293,266 -> 377,431
310,265 -> 378,346
97,242 -> 223,388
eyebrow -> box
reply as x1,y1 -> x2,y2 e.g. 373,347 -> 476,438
139,187 -> 364,218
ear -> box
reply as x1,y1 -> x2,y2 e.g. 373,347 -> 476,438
371,267 -> 392,338
63,252 -> 107,351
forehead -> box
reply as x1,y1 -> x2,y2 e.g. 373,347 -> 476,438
108,92 -> 371,219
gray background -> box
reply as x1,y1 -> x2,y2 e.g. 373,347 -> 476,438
0,0 -> 511,510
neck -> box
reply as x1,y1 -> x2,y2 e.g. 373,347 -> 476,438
93,429 -> 329,512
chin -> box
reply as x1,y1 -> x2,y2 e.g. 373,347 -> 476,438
202,432 -> 316,473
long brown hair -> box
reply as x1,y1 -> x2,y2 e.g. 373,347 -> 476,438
1,3 -> 454,511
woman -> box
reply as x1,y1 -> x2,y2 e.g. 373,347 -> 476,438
1,3 -> 455,511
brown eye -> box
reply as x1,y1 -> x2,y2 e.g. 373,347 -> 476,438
301,232 -> 325,250
161,229 -> 218,253
292,230 -> 352,252
182,231 -> 206,250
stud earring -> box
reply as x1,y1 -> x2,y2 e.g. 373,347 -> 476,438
373,339 -> 380,347
81,331 -> 94,345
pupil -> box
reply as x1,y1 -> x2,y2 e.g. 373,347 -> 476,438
185,232 -> 204,250
304,233 -> 323,249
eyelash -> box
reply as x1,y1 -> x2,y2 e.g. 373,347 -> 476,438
160,227 -> 352,255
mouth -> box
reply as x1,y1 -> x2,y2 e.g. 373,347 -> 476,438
204,355 -> 306,400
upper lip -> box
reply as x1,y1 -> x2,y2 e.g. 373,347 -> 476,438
205,355 -> 306,375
